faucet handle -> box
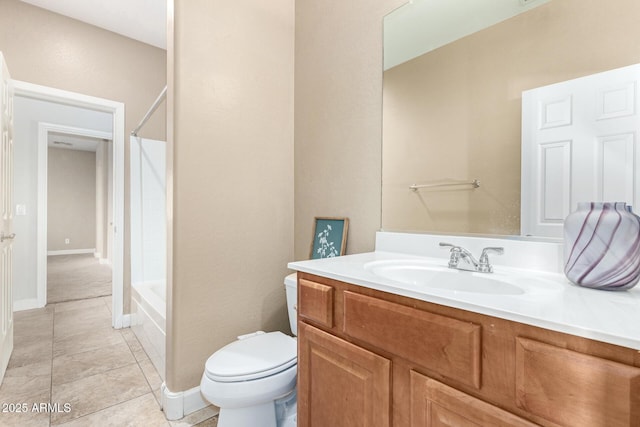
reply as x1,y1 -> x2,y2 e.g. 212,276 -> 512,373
478,247 -> 504,273
439,242 -> 461,268
439,242 -> 459,250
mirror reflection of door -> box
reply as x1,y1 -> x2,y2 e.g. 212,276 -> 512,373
46,133 -> 113,304
521,63 -> 640,238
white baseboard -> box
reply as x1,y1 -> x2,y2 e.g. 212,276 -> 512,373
13,298 -> 43,312
94,252 -> 111,265
121,314 -> 131,328
113,313 -> 131,329
47,249 -> 95,256
161,383 -> 211,421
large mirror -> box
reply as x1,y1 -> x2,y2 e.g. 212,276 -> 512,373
382,0 -> 640,237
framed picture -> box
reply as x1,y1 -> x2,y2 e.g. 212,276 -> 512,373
310,217 -> 349,259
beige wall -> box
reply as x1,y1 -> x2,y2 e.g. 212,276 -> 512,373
294,0 -> 406,260
0,0 -> 167,311
47,148 -> 96,251
382,0 -> 640,235
168,0 -> 294,391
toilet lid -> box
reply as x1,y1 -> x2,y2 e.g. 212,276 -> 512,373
205,331 -> 297,382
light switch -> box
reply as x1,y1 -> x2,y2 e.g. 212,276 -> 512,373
15,204 -> 26,216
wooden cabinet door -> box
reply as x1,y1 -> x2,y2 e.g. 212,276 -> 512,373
298,322 -> 391,427
411,371 -> 538,427
516,337 -> 640,427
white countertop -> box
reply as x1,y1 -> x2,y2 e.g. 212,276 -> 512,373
288,250 -> 640,350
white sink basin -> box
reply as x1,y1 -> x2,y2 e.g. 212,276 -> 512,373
364,259 -> 561,296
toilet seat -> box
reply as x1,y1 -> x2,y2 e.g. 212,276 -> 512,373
205,331 -> 297,382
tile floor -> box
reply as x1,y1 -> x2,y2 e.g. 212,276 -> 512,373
0,296 -> 218,427
47,255 -> 112,304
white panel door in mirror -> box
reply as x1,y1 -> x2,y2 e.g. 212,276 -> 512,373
540,140 -> 571,222
598,133 -> 635,202
540,95 -> 572,129
521,63 -> 640,238
597,82 -> 636,121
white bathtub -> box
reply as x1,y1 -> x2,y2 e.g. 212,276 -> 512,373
131,281 -> 166,380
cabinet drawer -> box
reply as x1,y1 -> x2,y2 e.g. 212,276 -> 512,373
298,279 -> 334,328
343,291 -> 481,388
516,337 -> 640,427
411,371 -> 537,427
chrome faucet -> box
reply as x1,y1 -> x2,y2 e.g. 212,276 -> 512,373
439,243 -> 504,273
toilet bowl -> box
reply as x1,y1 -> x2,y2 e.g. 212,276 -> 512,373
200,273 -> 298,427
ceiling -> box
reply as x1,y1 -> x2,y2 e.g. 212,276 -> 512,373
48,132 -> 107,152
20,0 -> 167,50
19,1 -> 549,67
384,0 -> 550,70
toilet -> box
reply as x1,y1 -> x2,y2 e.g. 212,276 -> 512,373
200,273 -> 298,427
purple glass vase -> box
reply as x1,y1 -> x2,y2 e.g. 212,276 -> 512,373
564,202 -> 640,291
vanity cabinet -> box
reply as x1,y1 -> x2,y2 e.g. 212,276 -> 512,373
296,273 -> 640,427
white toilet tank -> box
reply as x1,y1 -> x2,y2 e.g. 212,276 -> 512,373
284,273 -> 297,336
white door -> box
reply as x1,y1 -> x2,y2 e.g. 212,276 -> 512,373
522,63 -> 640,237
0,52 -> 14,384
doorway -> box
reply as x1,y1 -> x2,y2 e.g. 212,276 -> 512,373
12,80 -> 127,328
44,127 -> 113,304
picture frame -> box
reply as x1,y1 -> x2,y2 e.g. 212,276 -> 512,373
310,217 -> 349,259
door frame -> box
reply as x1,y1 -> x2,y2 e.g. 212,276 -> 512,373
13,80 -> 127,329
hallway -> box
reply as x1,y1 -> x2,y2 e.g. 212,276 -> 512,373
0,297 -> 217,426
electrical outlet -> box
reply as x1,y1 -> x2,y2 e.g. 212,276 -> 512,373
65,238 -> 70,245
